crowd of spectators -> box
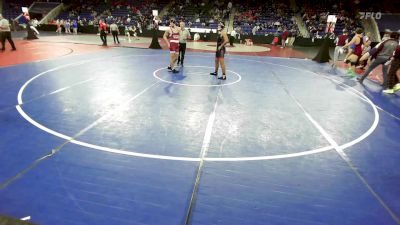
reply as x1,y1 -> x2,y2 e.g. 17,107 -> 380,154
231,0 -> 300,38
160,0 -> 232,29
297,0 -> 363,38
49,0 -> 167,32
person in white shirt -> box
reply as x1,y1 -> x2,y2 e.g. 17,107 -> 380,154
0,14 -> 16,51
252,25 -> 258,35
177,21 -> 191,66
110,22 -> 120,44
137,22 -> 142,34
193,32 -> 200,41
229,29 -> 236,46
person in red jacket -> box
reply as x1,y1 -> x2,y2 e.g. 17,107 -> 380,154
99,20 -> 107,46
281,28 -> 289,48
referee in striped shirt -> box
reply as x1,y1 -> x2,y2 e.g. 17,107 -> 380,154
177,21 -> 191,66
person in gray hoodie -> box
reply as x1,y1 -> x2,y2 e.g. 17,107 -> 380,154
357,32 -> 399,88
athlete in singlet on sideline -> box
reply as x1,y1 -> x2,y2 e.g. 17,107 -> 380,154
210,22 -> 229,80
163,19 -> 181,73
342,28 -> 364,77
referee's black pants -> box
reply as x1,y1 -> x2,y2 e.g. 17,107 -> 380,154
100,30 -> 107,46
1,32 -> 16,50
112,31 -> 120,43
178,43 -> 186,65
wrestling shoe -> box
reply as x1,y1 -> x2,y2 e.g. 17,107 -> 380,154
383,89 -> 394,94
393,83 -> 400,92
346,70 -> 356,78
218,75 -> 226,80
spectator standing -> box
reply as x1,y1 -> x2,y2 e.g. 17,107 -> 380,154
64,20 -> 71,34
137,21 -> 142,34
287,28 -> 296,47
236,27 -> 242,44
281,28 -> 289,48
229,29 -> 236,46
56,19 -> 62,34
124,26 -> 131,42
133,26 -> 140,40
72,20 -> 78,35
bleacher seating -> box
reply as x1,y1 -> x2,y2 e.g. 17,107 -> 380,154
162,0 -> 226,29
376,14 -> 400,32
232,0 -> 299,36
52,0 -> 167,29
29,2 -> 60,14
2,0 -> 34,20
298,0 -> 362,38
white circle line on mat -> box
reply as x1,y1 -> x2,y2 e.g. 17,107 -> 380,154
153,66 -> 242,87
15,54 -> 379,161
